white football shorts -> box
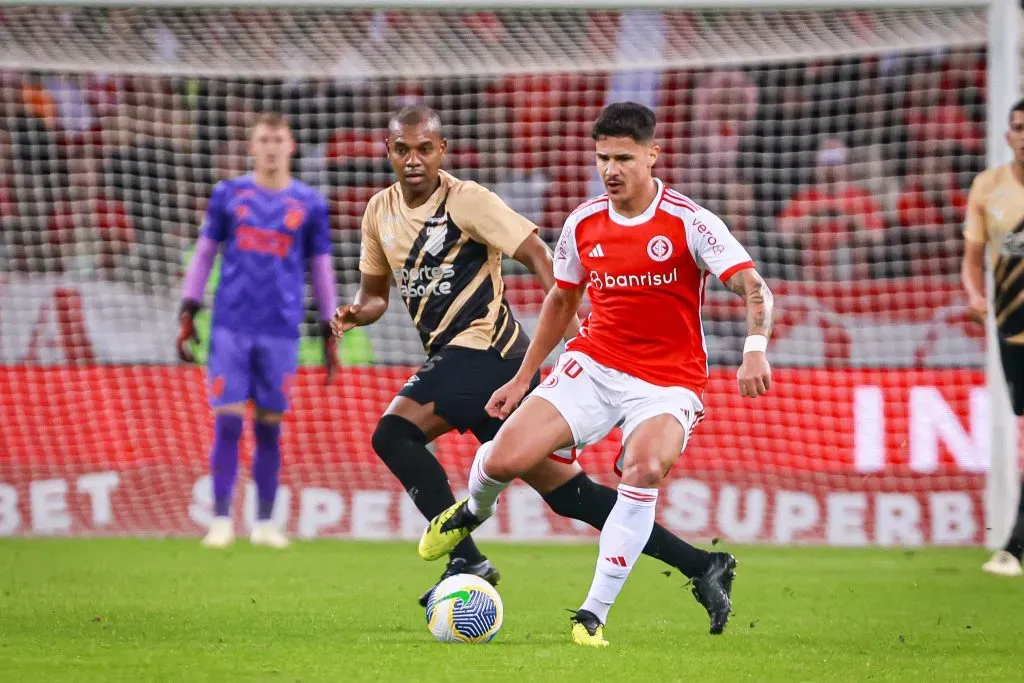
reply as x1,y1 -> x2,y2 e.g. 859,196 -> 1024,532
532,350 -> 704,473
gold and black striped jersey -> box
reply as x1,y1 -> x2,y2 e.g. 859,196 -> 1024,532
965,164 -> 1024,344
359,170 -> 535,357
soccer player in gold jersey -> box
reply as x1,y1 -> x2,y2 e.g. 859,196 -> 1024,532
963,98 -> 1024,577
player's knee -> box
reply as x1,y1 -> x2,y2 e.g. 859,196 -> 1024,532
213,403 -> 246,418
619,457 -> 664,489
254,409 -> 284,424
484,427 -> 539,482
480,452 -> 522,484
371,414 -> 426,462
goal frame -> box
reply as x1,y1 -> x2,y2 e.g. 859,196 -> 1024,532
1,0 -> 1018,548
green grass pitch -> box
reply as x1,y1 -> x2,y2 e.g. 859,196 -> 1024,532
0,539 -> 1019,682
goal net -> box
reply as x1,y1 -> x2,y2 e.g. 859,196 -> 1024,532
0,3 -> 1000,544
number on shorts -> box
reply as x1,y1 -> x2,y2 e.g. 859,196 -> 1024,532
562,358 -> 583,379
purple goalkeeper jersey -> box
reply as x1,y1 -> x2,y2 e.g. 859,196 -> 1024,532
202,175 -> 332,338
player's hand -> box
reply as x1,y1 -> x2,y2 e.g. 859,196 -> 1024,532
320,321 -> 339,385
486,375 -> 533,420
175,300 -> 201,363
968,292 -> 988,323
737,351 -> 771,398
330,304 -> 363,338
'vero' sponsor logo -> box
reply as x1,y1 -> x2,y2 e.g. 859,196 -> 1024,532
694,220 -> 727,256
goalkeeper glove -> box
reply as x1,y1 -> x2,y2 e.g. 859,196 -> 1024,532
176,299 -> 201,363
320,320 -> 338,384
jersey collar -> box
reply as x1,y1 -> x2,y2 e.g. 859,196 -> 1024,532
607,178 -> 664,226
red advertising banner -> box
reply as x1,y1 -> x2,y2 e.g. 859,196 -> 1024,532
0,366 -> 987,545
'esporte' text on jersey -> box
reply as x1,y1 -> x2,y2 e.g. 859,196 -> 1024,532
359,171 -> 535,357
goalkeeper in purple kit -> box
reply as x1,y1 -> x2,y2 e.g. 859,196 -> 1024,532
177,112 -> 339,549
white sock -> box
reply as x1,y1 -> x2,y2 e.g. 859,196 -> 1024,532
467,441 -> 509,520
580,483 -> 658,624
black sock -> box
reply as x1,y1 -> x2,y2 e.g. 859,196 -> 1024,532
1003,481 -> 1024,560
372,414 -> 484,565
543,472 -> 712,578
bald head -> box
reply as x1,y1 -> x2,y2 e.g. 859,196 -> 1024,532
386,105 -> 447,198
388,105 -> 442,138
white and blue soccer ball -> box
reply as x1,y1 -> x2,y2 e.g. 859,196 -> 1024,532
425,573 -> 503,643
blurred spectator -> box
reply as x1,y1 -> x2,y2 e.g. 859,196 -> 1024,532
684,69 -> 759,193
20,72 -> 57,129
903,55 -> 982,157
896,151 -> 967,231
43,72 -> 93,133
894,148 -> 966,278
53,151 -> 134,278
777,138 -> 885,281
778,139 -> 884,235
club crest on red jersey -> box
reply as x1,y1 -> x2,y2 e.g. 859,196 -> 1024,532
647,235 -> 673,262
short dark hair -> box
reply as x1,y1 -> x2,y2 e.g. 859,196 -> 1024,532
389,104 -> 443,136
1011,98 -> 1024,123
592,102 -> 656,143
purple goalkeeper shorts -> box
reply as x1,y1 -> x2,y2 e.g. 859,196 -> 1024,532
206,326 -> 299,412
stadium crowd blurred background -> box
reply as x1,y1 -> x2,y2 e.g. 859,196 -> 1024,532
0,8 -> 985,282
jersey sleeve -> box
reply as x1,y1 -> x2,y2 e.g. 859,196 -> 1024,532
687,207 -> 754,282
553,215 -> 585,288
200,182 -> 231,242
305,193 -> 333,257
963,172 -> 989,245
448,181 -> 537,257
358,198 -> 391,277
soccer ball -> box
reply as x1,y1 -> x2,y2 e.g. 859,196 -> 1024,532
425,573 -> 503,643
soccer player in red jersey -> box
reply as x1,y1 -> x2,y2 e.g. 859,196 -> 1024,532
419,102 -> 774,646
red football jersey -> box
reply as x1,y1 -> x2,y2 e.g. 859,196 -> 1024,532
553,179 -> 754,399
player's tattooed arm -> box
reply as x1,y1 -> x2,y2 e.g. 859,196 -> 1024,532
724,268 -> 774,338
725,268 -> 774,398
512,233 -> 581,339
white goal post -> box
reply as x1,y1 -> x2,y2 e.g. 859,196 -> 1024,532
0,0 -> 1020,545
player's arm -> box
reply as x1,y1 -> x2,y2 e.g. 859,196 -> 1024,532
512,234 -> 581,340
307,195 -> 340,381
961,174 -> 989,321
332,273 -> 391,336
452,182 -> 580,340
331,204 -> 391,337
176,184 -> 228,362
486,220 -> 586,420
694,208 -> 773,398
724,268 -> 775,398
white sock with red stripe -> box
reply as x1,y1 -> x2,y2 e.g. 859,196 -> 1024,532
579,483 -> 659,624
466,441 -> 508,520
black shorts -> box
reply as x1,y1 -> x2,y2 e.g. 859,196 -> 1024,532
398,346 -> 540,440
999,338 -> 1024,417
